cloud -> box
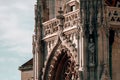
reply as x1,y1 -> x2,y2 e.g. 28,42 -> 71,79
0,57 -> 20,63
0,1 -> 35,80
0,0 -> 35,57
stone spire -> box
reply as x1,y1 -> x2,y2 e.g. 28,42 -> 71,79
56,7 -> 65,32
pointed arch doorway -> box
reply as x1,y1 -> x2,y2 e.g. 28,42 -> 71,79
43,45 -> 78,80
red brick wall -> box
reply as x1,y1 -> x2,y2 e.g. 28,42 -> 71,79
21,70 -> 33,80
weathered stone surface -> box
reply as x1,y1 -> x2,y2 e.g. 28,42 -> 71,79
112,35 -> 120,80
19,0 -> 120,80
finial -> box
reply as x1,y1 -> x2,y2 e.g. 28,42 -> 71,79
56,7 -> 65,30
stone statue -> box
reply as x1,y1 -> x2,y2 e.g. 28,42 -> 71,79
88,38 -> 95,65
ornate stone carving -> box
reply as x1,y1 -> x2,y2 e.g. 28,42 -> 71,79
88,38 -> 95,66
107,6 -> 120,26
43,9 -> 80,37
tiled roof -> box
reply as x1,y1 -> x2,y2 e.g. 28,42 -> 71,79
19,58 -> 33,71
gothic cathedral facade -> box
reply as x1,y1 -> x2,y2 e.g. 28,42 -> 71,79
31,0 -> 120,80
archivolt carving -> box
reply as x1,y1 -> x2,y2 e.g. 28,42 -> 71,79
42,43 -> 78,80
42,31 -> 78,80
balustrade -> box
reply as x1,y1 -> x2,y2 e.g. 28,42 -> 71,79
107,6 -> 120,26
43,9 -> 80,38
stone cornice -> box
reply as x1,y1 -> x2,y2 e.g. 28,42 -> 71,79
19,65 -> 33,71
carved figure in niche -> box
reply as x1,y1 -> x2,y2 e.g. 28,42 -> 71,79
88,38 -> 95,64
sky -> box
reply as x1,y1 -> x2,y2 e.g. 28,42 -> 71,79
0,0 -> 35,80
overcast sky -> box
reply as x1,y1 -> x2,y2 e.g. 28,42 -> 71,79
0,0 -> 35,80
